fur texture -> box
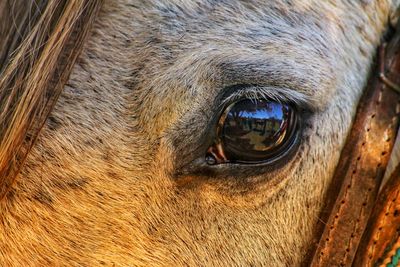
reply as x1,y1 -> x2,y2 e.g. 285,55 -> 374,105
1,0 -> 400,266
0,0 -> 102,198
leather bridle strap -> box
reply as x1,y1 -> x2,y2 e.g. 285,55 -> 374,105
309,22 -> 400,267
354,163 -> 400,266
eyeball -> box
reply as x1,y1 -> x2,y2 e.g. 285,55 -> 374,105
206,98 -> 299,164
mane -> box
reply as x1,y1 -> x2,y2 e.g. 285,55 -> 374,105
0,0 -> 102,199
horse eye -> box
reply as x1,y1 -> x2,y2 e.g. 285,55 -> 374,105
206,98 -> 299,165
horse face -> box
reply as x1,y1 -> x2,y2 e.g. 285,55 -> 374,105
5,0 -> 398,266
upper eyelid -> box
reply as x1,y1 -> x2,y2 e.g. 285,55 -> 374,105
219,85 -> 312,110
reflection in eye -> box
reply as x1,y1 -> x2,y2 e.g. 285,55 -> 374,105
206,98 -> 298,164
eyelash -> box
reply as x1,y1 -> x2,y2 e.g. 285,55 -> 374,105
172,84 -> 311,182
219,84 -> 309,110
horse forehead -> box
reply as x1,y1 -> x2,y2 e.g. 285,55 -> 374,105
123,0 -> 376,135
130,0 -> 376,66
138,1 -> 341,45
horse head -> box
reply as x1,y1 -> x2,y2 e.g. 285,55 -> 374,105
1,1 -> 400,266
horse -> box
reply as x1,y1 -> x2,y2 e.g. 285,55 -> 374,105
1,0 -> 400,266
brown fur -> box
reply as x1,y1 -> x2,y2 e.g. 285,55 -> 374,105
1,0 -> 400,266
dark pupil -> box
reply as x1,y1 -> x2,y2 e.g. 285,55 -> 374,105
221,99 -> 294,162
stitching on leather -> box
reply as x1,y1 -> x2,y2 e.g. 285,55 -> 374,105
317,92 -> 380,264
341,184 -> 375,265
317,82 -> 400,265
366,188 -> 400,265
341,92 -> 399,265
